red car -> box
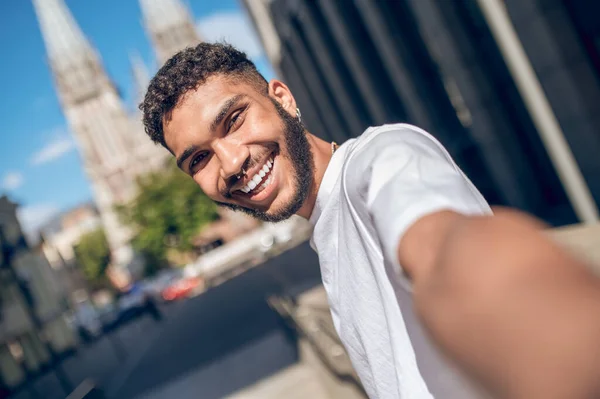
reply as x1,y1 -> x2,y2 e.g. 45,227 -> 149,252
161,276 -> 203,301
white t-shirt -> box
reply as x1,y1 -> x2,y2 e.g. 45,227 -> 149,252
309,124 -> 491,398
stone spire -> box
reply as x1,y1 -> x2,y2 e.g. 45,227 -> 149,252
32,0 -> 96,70
32,0 -> 145,280
139,0 -> 201,65
129,51 -> 151,104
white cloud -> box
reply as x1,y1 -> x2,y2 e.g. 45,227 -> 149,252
30,132 -> 75,166
197,11 -> 264,59
17,203 -> 60,242
2,171 -> 24,191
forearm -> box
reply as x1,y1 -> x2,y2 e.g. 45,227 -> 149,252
404,210 -> 600,398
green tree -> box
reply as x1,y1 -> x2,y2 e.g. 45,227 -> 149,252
73,228 -> 111,288
118,161 -> 219,274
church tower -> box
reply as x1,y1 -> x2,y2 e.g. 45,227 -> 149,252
32,0 -> 166,279
130,51 -> 151,105
139,0 -> 201,65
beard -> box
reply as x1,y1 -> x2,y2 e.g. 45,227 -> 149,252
215,100 -> 314,222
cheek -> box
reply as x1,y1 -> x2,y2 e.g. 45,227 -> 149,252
193,173 -> 221,201
247,115 -> 281,142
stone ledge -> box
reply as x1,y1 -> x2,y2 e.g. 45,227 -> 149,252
550,222 -> 600,272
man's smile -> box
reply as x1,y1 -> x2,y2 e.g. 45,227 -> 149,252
231,151 -> 279,204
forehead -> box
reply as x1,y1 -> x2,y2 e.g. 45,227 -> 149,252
163,75 -> 257,151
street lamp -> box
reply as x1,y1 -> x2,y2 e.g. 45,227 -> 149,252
0,226 -> 72,396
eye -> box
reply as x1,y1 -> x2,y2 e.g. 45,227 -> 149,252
189,152 -> 208,174
227,106 -> 247,131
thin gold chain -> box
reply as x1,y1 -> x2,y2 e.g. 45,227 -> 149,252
331,141 -> 339,155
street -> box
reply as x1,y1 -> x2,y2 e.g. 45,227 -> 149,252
11,242 -> 322,399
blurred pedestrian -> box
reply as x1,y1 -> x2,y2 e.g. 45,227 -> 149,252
138,43 -> 600,398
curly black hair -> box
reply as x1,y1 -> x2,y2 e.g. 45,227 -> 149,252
139,42 -> 268,150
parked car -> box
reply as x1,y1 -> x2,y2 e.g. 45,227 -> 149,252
162,276 -> 203,301
145,269 -> 183,302
115,283 -> 150,322
73,301 -> 102,343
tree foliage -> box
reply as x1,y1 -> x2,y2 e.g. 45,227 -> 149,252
73,228 -> 111,288
118,161 -> 219,273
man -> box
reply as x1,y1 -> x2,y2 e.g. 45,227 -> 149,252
140,43 -> 600,398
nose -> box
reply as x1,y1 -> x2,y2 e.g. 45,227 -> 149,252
213,138 -> 250,180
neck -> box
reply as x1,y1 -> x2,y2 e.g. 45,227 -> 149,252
295,132 -> 334,220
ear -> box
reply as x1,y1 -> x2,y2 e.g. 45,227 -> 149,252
268,79 -> 297,117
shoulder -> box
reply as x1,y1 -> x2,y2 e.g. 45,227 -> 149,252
347,123 -> 452,169
343,123 -> 456,182
341,123 -> 477,208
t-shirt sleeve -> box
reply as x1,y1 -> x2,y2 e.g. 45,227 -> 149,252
353,126 -> 491,276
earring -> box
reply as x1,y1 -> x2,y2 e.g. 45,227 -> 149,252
296,107 -> 302,123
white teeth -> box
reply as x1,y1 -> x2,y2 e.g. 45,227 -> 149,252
239,156 -> 275,194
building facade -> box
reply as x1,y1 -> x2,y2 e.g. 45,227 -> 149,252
0,196 -> 75,393
31,0 -> 202,279
41,203 -> 101,270
502,0 -> 600,218
140,0 -> 201,65
242,0 -> 600,226
40,203 -> 101,303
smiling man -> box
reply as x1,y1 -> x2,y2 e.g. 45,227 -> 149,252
140,43 -> 600,398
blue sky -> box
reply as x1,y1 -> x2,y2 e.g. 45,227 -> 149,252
0,0 -> 274,236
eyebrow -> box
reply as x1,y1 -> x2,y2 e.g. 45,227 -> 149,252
176,145 -> 197,170
209,94 -> 246,133
176,94 -> 247,171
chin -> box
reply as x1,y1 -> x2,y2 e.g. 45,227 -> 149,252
216,190 -> 303,223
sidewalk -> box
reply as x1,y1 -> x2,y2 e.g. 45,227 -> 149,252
225,222 -> 600,399
550,222 -> 600,271
225,363 -> 329,399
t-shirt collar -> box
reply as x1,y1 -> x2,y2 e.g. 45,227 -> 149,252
308,142 -> 349,225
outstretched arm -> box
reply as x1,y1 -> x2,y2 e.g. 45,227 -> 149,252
399,208 -> 600,399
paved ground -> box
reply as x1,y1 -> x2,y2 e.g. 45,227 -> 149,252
10,305 -> 177,399
9,242 -> 322,399
110,242 -> 322,399
551,222 -> 600,269
225,363 -> 329,399
12,223 -> 598,399
222,222 -> 600,399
